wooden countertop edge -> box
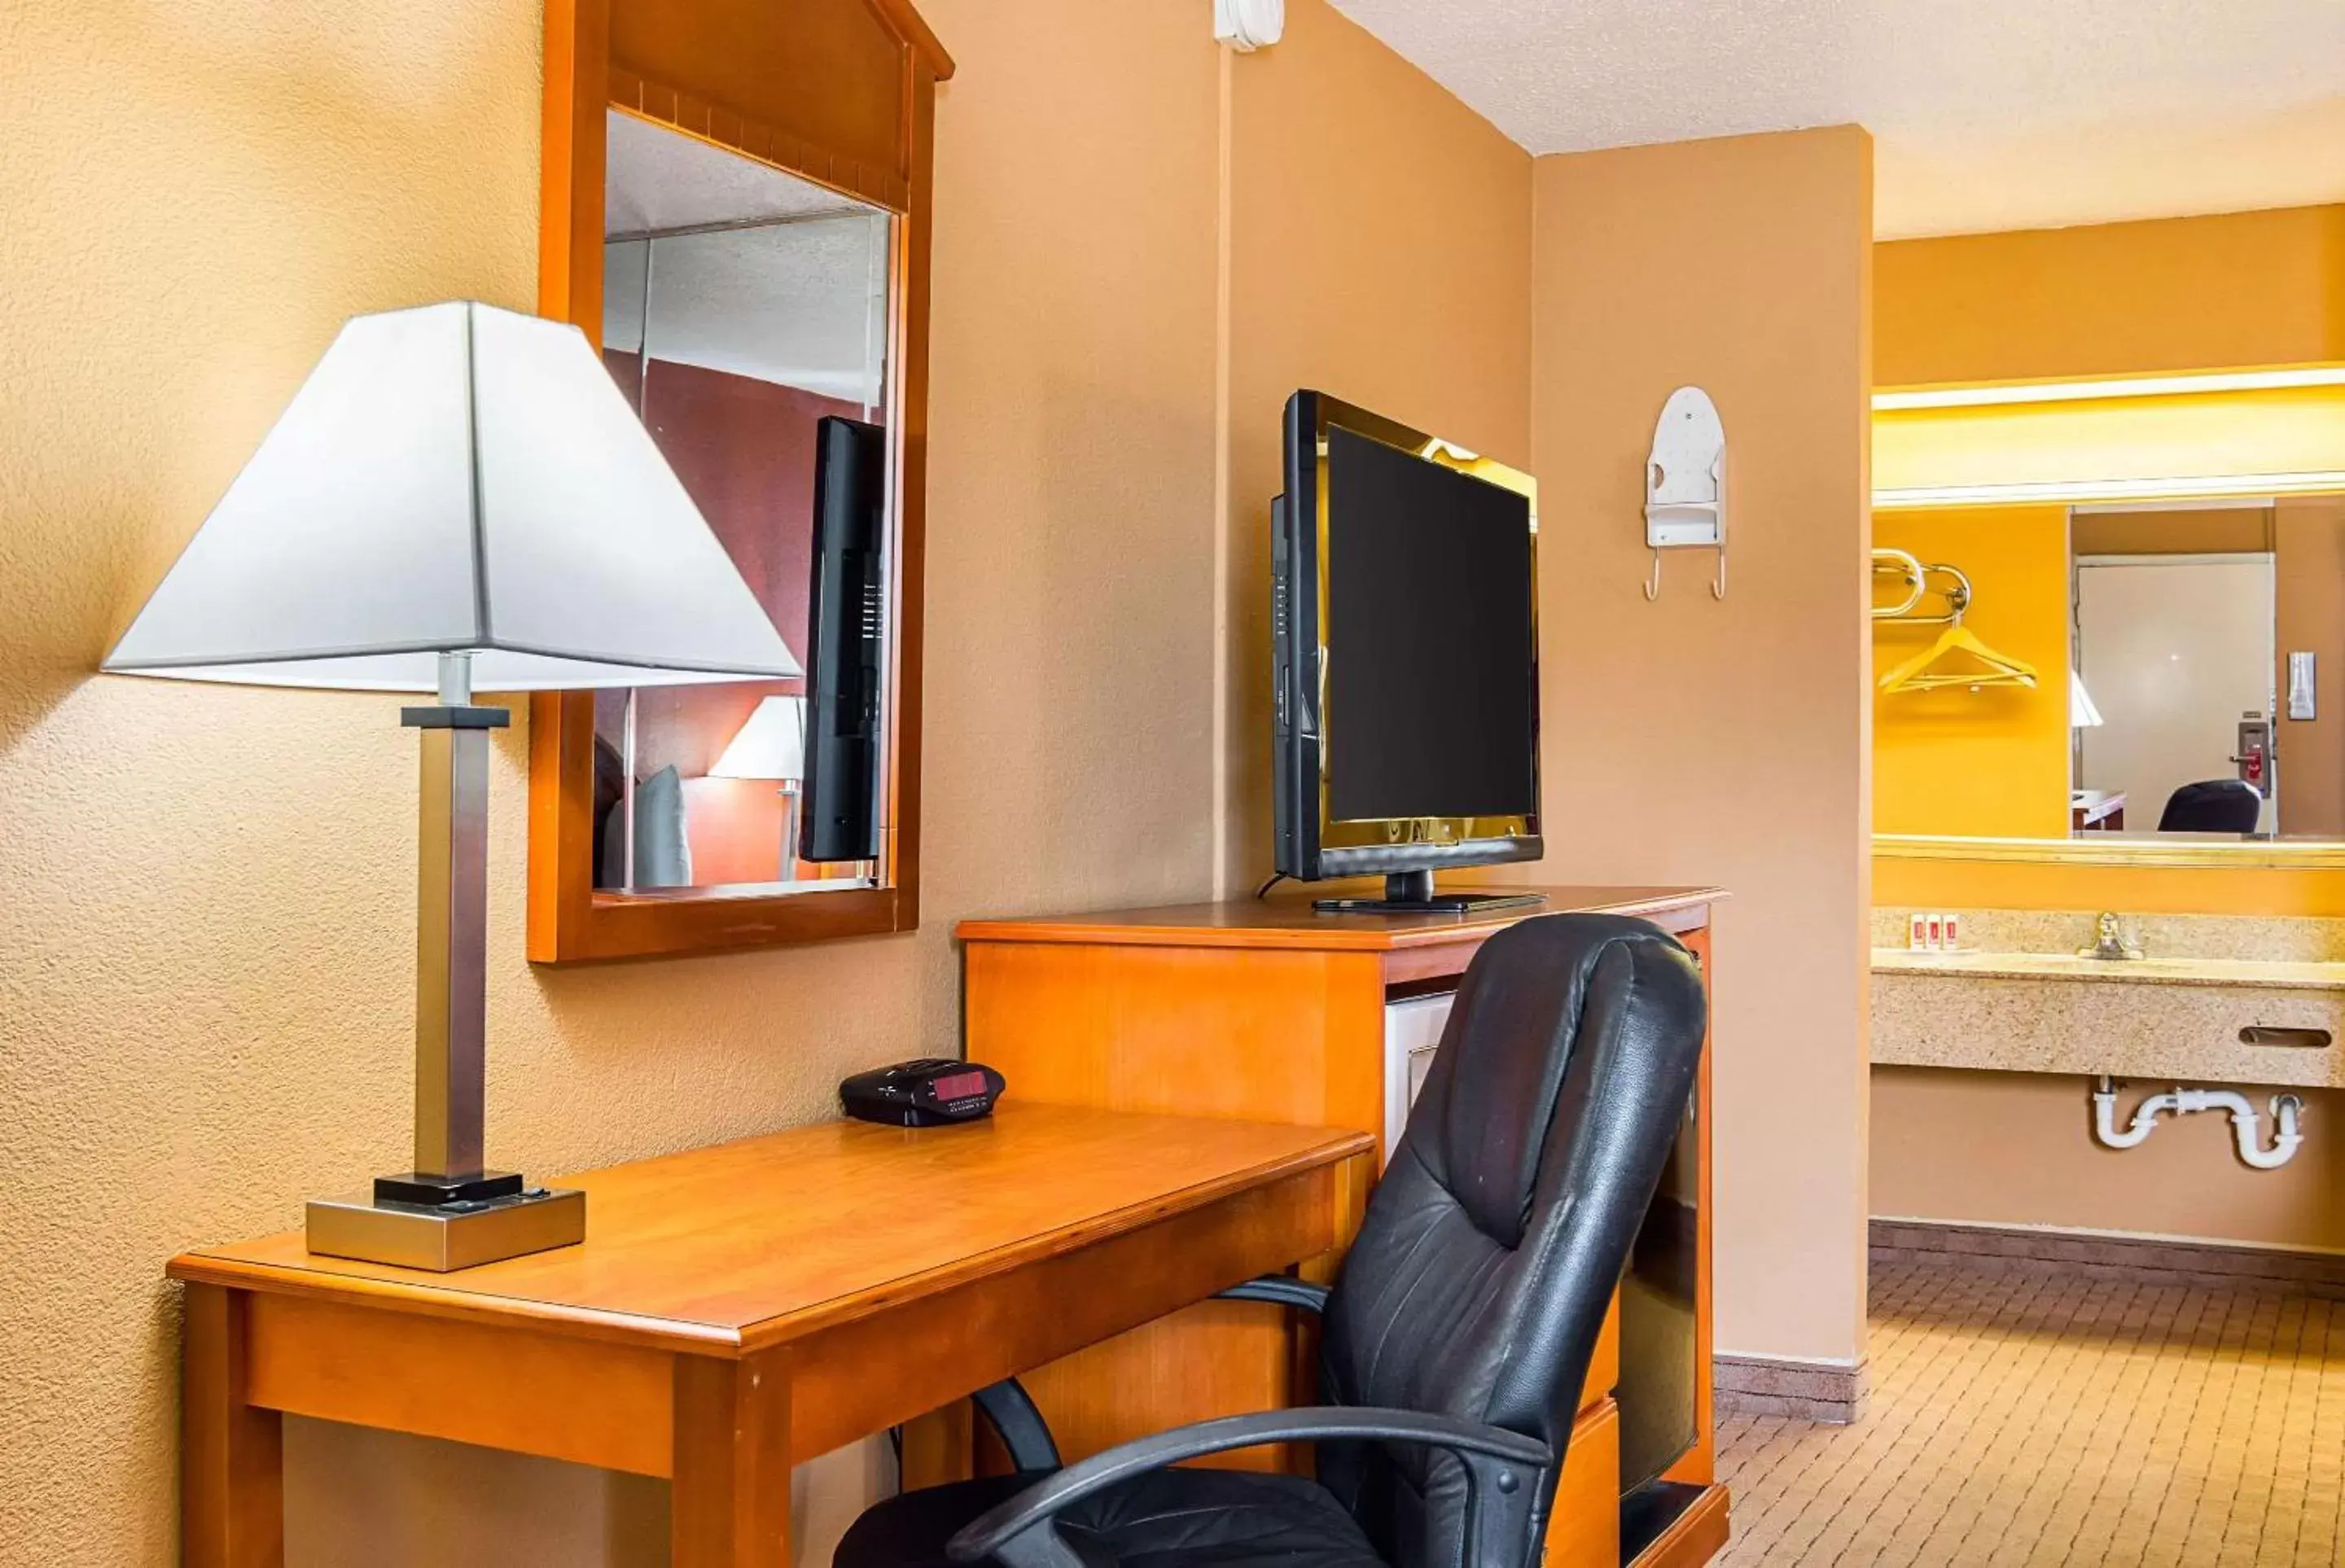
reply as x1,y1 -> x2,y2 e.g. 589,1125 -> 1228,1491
164,1128 -> 1374,1358
161,1255 -> 743,1351
956,889 -> 1727,951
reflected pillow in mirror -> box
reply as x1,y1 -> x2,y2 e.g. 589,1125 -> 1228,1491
600,764 -> 695,888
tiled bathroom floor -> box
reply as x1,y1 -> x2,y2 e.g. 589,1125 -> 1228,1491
1716,1259 -> 2345,1566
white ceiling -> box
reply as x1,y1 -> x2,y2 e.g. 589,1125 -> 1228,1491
605,110 -> 874,237
1325,0 -> 2345,239
605,112 -> 890,404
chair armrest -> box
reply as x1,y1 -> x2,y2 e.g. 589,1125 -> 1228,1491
954,1278 -> 1322,1478
970,1377 -> 1062,1474
1213,1275 -> 1330,1314
945,1407 -> 1553,1568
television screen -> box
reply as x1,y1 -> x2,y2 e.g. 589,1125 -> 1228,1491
1323,426 -> 1536,824
1272,390 -> 1543,901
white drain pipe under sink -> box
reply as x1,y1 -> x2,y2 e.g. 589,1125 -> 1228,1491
2092,1076 -> 2306,1170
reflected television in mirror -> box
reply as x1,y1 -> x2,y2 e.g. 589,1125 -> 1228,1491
804,416 -> 888,865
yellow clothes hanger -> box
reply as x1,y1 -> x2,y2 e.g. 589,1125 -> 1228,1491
1878,622 -> 2039,694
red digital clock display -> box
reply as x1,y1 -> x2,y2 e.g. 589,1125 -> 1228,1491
929,1070 -> 988,1102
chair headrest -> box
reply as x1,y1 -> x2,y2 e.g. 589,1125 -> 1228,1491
1430,913 -> 1705,1247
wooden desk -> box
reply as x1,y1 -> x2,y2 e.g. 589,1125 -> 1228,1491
2073,791 -> 2128,831
169,1103 -> 1373,1567
958,887 -> 1728,1568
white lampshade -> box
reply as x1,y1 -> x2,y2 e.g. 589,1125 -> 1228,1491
709,695 -> 805,782
103,301 -> 800,692
2070,668 -> 2106,729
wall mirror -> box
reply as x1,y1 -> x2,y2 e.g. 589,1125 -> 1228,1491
1870,324 -> 2345,870
1873,491 -> 2345,866
528,0 -> 949,961
598,114 -> 892,896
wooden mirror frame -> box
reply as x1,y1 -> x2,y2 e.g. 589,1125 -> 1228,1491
527,0 -> 952,963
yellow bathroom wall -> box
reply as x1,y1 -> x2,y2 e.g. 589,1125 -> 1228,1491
1873,506 -> 2071,839
1871,203 -> 2345,918
1876,204 -> 2345,388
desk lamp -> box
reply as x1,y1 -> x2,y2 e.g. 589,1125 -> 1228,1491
103,301 -> 801,1270
708,694 -> 807,883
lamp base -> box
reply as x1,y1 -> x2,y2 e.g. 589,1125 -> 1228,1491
305,1183 -> 585,1272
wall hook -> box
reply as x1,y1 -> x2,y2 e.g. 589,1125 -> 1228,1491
1642,387 -> 1727,602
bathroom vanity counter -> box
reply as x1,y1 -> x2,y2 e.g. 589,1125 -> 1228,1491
1874,948 -> 2345,992
1874,948 -> 2345,1088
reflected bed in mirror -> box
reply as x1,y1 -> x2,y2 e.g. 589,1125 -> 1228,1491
1874,492 -> 2345,858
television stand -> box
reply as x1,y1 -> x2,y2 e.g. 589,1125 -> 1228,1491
1312,869 -> 1548,916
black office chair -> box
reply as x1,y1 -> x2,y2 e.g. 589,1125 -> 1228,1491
835,913 -> 1709,1568
2158,778 -> 2261,834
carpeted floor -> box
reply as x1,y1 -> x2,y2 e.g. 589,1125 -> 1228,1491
1714,1259 -> 2345,1566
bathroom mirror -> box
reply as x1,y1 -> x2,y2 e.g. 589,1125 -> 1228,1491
528,0 -> 948,962
1873,491 -> 2345,861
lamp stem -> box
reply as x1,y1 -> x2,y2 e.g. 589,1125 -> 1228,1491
414,651 -> 490,1180
781,780 -> 803,886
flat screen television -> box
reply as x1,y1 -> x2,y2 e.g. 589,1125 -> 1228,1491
1272,391 -> 1544,914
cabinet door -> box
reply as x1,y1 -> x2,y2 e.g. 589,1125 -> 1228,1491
1382,992 -> 1455,1158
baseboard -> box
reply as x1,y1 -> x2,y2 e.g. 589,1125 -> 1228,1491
1871,1216 -> 2345,1296
1713,1354 -> 1869,1425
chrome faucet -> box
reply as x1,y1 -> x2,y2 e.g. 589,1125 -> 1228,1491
2080,912 -> 2146,961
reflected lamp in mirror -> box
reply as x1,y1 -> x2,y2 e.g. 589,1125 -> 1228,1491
102,300 -> 799,1270
710,695 -> 809,885
2071,668 -> 2106,729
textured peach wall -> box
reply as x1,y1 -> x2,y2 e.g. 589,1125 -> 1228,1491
1874,1069 -> 2345,1250
1531,128 -> 1877,1369
1218,0 -> 1535,890
0,0 -> 1221,1561
2,0 -> 1549,1562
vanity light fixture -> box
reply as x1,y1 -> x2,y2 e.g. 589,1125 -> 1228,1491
1874,366 -> 2345,411
1875,471 -> 2345,510
103,300 -> 801,1270
2069,669 -> 2105,729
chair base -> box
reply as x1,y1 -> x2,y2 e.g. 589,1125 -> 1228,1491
835,1474 -> 1041,1568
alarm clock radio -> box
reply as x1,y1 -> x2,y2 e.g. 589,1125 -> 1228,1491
839,1058 -> 1005,1127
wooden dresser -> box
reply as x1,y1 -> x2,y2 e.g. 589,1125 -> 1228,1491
957,886 -> 1728,1568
